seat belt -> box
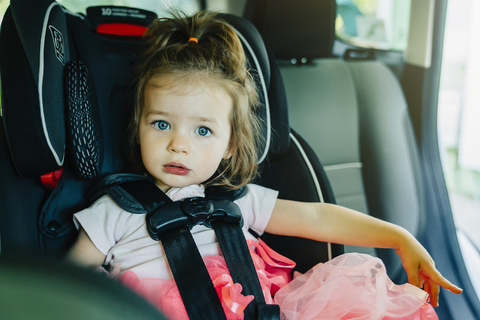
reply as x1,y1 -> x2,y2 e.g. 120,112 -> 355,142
89,174 -> 280,320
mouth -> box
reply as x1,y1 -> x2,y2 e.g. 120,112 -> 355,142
163,162 -> 190,176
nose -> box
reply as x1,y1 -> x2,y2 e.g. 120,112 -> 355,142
168,132 -> 190,154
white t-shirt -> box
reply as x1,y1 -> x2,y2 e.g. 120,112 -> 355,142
74,184 -> 278,280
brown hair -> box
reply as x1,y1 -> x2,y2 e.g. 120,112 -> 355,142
127,11 -> 262,189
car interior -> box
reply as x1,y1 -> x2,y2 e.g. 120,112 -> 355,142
0,0 -> 479,319
245,0 -> 424,283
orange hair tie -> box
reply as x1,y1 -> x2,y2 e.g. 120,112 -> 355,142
188,37 -> 198,43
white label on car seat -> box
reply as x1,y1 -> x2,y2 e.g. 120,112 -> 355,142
48,25 -> 65,66
101,7 -> 147,19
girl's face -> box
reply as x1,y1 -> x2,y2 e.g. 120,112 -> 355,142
138,79 -> 233,192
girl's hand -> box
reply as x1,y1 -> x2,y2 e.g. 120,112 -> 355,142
395,233 -> 463,307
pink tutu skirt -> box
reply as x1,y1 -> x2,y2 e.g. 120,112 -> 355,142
275,253 -> 438,320
115,241 -> 437,320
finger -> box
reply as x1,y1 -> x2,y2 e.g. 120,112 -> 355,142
419,273 -> 426,289
439,278 -> 463,294
421,266 -> 463,294
424,280 -> 434,306
429,280 -> 440,307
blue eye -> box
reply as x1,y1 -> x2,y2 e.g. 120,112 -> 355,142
154,121 -> 170,130
196,126 -> 211,137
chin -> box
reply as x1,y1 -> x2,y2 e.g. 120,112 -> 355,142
163,178 -> 196,189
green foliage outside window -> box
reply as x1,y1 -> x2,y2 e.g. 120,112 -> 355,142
351,0 -> 377,15
335,0 -> 409,51
0,0 -> 7,16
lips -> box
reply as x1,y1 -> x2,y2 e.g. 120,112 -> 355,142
163,162 -> 190,175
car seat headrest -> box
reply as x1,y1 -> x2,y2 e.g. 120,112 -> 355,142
222,14 -> 290,164
243,0 -> 337,61
0,2 -> 69,178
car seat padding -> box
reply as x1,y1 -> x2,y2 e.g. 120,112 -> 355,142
0,3 -> 70,177
65,60 -> 103,180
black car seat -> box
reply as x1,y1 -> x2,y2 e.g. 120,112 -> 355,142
0,0 -> 342,274
244,0 -> 423,282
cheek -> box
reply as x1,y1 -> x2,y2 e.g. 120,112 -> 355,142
217,138 -> 232,158
223,139 -> 233,159
140,142 -> 157,165
201,143 -> 228,167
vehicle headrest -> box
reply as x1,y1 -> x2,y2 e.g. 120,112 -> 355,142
0,4 -> 290,180
243,0 -> 337,60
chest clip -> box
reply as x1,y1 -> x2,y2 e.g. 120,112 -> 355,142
146,197 -> 243,241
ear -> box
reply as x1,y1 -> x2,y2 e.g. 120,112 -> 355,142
223,141 -> 234,160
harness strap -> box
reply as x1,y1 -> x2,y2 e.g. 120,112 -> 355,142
212,221 -> 267,319
257,304 -> 281,319
88,174 -> 168,213
148,200 -> 280,320
122,183 -> 229,320
159,227 -> 227,320
118,180 -> 169,212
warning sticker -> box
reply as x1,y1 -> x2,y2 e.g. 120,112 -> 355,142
100,7 -> 147,19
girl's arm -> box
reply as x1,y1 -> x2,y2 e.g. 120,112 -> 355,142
265,199 -> 463,306
66,227 -> 106,268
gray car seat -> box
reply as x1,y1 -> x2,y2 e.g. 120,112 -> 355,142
244,0 -> 424,281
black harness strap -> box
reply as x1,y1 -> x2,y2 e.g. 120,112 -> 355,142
118,180 -> 168,212
206,187 -> 279,318
88,174 -> 167,214
148,196 -> 280,320
159,226 -> 227,320
213,221 -> 267,318
89,174 -> 280,320
257,304 -> 281,319
121,183 -> 228,320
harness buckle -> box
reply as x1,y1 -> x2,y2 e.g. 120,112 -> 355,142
146,197 -> 244,240
182,197 -> 214,226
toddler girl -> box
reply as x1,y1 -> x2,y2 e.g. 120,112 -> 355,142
67,11 -> 462,320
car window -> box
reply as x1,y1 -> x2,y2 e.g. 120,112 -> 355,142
0,0 -> 6,18
336,0 -> 411,51
438,0 -> 480,296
